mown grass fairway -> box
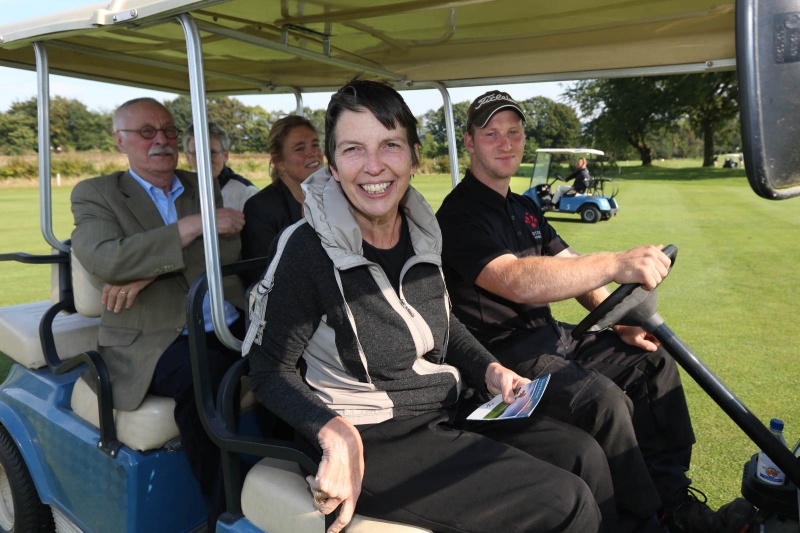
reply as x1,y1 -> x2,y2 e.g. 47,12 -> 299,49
1,163 -> 798,511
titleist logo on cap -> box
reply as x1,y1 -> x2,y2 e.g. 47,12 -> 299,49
474,93 -> 518,109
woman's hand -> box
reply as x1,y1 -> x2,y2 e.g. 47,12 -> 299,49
306,417 -> 365,533
102,276 -> 156,313
485,362 -> 531,404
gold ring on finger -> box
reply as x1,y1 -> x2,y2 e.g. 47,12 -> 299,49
313,490 -> 328,505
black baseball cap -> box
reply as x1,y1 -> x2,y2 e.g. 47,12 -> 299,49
466,90 -> 526,130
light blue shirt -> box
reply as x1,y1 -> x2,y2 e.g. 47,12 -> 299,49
128,169 -> 240,333
128,169 -> 184,224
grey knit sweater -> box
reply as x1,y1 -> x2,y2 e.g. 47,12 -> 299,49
247,167 -> 498,443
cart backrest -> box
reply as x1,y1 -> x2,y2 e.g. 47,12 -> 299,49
71,251 -> 104,318
0,250 -> 101,369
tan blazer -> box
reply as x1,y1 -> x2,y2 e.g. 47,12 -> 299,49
70,169 -> 245,411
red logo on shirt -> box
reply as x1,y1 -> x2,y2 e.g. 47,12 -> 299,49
524,212 -> 538,229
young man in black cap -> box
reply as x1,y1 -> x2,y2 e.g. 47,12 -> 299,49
436,90 -> 756,533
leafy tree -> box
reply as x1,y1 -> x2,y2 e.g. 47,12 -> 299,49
666,72 -> 739,166
1,99 -> 39,154
713,115 -> 743,156
0,96 -> 114,154
0,112 -> 37,155
298,107 -> 326,141
49,97 -> 113,151
207,97 -> 255,151
165,95 -> 273,153
163,96 -> 193,131
566,78 -> 676,166
566,74 -> 739,166
238,106 -> 272,153
421,101 -> 470,159
419,131 -> 444,160
518,97 -> 581,162
648,119 -> 704,160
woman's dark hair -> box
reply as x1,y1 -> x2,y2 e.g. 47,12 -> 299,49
325,79 -> 420,169
268,115 -> 318,182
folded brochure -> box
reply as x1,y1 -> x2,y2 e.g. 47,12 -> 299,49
467,374 -> 550,421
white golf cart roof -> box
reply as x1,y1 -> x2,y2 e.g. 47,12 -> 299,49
535,149 -> 605,157
0,0 -> 735,95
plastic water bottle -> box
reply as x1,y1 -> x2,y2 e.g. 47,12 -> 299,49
755,418 -> 787,486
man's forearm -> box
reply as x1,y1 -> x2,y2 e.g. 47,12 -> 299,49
477,252 -> 617,305
575,286 -> 611,312
177,214 -> 203,247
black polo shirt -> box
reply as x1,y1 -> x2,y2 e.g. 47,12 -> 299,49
436,170 -> 569,348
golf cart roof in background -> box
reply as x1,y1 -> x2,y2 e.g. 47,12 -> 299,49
0,0 -> 736,96
536,148 -> 605,157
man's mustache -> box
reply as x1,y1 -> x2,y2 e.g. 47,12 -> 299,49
148,146 -> 176,156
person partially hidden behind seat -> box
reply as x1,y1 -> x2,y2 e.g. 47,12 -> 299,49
244,79 -> 623,533
70,97 -> 247,527
551,156 -> 592,207
183,121 -> 259,211
240,115 -> 325,266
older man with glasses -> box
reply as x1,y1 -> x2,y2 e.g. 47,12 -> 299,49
70,97 -> 247,528
183,121 -> 259,211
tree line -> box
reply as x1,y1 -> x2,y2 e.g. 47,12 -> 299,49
0,72 -> 740,167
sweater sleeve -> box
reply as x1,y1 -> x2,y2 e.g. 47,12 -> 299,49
246,228 -> 340,444
443,313 -> 498,392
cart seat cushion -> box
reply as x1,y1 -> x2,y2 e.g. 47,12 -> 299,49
241,458 -> 432,533
0,300 -> 99,369
71,375 -> 257,452
71,376 -> 180,451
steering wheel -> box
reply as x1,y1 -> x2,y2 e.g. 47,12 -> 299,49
571,244 -> 678,339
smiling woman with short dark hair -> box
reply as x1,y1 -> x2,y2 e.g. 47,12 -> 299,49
244,79 -> 614,533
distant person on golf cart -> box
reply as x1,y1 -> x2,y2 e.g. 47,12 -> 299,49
70,97 -> 247,528
183,121 -> 259,211
436,89 -> 757,533
551,157 -> 592,207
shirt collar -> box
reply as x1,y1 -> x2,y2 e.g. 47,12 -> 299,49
128,168 -> 183,197
217,165 -> 233,190
461,169 -> 511,210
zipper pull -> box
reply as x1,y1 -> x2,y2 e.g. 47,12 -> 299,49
399,298 -> 415,317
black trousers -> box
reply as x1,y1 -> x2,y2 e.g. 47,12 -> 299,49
149,320 -> 242,527
351,410 -> 608,533
493,319 -> 696,513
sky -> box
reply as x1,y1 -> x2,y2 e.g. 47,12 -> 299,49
0,1 -> 571,116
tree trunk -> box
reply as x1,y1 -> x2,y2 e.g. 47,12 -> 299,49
702,118 -> 715,167
630,136 -> 654,165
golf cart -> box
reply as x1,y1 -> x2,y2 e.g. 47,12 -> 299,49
522,148 -> 619,223
716,153 -> 744,168
0,0 -> 797,532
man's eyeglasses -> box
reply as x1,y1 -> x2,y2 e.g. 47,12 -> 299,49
117,126 -> 181,139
